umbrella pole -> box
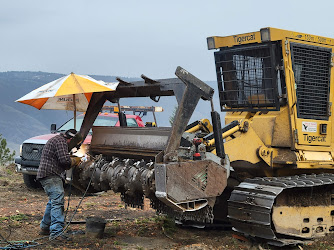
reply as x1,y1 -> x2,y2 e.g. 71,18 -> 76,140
73,94 -> 77,129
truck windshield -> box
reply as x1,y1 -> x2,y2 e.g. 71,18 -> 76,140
58,116 -> 119,132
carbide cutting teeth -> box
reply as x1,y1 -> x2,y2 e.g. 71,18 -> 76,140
110,158 -> 120,168
74,157 -> 215,224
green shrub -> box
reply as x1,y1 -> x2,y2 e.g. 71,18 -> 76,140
0,134 -> 15,166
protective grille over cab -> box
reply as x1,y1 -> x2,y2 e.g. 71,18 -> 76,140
214,42 -> 281,112
291,43 -> 331,120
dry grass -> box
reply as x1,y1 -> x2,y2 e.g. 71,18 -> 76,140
1,165 -> 334,249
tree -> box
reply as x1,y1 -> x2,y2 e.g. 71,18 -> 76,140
169,106 -> 178,126
0,134 -> 15,166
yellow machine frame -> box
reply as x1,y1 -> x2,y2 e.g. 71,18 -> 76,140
208,28 -> 334,174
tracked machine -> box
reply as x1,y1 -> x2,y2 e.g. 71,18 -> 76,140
70,28 -> 334,246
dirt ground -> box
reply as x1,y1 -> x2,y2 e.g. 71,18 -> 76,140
0,164 -> 333,250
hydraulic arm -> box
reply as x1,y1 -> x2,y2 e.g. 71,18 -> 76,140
71,67 -> 230,224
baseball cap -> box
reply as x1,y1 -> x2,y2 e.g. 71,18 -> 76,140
64,129 -> 77,139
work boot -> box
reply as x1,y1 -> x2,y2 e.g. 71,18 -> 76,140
50,233 -> 72,244
39,227 -> 50,235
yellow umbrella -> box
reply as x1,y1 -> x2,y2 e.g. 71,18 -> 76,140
16,72 -> 118,128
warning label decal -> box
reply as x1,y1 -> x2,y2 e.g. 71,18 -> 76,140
302,121 -> 317,133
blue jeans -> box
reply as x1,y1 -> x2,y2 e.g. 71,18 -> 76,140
40,176 -> 65,239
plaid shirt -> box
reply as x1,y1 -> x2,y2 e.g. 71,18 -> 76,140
37,134 -> 71,180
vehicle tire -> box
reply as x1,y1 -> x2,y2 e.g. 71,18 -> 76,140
23,174 -> 41,189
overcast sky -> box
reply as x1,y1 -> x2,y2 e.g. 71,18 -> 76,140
1,0 -> 333,81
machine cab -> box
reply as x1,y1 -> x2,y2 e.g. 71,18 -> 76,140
208,28 -> 334,150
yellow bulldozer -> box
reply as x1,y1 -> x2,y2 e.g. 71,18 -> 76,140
69,28 -> 334,246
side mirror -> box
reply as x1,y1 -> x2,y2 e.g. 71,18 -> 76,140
50,124 -> 57,134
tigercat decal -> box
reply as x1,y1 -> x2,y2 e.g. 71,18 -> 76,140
233,33 -> 256,44
303,134 -> 326,143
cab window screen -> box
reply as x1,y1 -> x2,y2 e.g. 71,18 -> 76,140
214,42 -> 281,112
291,43 -> 331,120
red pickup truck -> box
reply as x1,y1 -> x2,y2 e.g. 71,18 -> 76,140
15,112 -> 145,188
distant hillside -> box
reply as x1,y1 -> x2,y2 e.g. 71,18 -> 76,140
0,71 -> 221,155
0,71 -> 140,154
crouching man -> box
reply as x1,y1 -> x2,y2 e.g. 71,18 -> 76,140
37,129 -> 81,240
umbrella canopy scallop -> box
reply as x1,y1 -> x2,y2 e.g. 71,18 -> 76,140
16,73 -> 118,112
